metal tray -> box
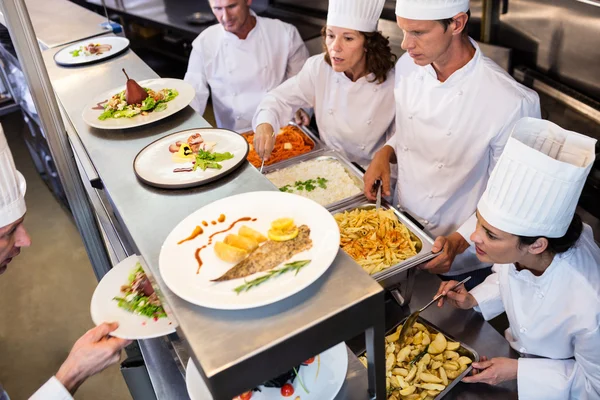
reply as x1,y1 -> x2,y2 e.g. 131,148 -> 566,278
263,149 -> 365,210
330,199 -> 436,282
359,315 -> 480,400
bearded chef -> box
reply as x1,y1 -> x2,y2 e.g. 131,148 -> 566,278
0,127 -> 130,399
363,0 -> 541,287
183,0 -> 309,132
252,0 -> 396,168
437,118 -> 600,399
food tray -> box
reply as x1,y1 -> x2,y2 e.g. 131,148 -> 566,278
359,315 -> 480,400
330,199 -> 436,283
263,149 -> 365,211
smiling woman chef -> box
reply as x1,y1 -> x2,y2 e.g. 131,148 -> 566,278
252,0 -> 396,168
437,118 -> 600,399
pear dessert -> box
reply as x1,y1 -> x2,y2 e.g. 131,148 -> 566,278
97,72 -> 180,121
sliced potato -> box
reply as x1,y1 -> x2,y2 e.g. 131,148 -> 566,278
214,241 -> 247,263
458,356 -> 473,366
386,330 -> 401,343
405,365 -> 417,382
431,360 -> 443,370
224,234 -> 258,252
413,331 -> 423,345
238,225 -> 267,243
442,362 -> 459,371
420,383 -> 446,391
432,354 -> 444,362
413,322 -> 427,331
446,341 -> 461,351
444,350 -> 459,360
393,367 -> 409,377
420,372 -> 443,384
400,385 -> 416,396
396,375 -> 409,389
427,390 -> 441,396
419,391 -> 429,400
404,395 -> 420,400
397,346 -> 412,363
421,334 -> 431,346
428,333 -> 447,355
386,352 -> 396,370
439,366 -> 448,385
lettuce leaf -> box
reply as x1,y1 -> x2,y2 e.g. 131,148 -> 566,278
141,96 -> 156,111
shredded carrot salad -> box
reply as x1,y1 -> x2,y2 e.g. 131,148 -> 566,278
242,125 -> 314,168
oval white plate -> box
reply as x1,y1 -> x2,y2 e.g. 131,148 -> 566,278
82,78 -> 195,130
159,191 -> 340,310
186,342 -> 348,400
90,255 -> 177,339
134,128 -> 249,189
54,36 -> 130,66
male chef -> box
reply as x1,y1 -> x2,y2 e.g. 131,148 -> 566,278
184,0 -> 309,132
0,126 -> 130,399
364,0 -> 541,288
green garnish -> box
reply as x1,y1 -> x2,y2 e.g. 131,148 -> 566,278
193,149 -> 235,171
278,177 -> 328,193
293,366 -> 310,394
279,185 -> 293,193
233,260 -> 311,294
70,49 -> 81,57
113,263 -> 167,319
409,345 -> 429,366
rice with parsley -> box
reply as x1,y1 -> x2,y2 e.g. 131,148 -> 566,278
266,159 -> 361,206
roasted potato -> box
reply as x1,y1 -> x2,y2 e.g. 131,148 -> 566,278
224,234 -> 259,252
214,241 -> 247,263
238,225 -> 267,243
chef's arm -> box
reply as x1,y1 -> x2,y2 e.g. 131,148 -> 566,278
284,25 -> 310,80
469,268 -> 505,320
183,46 -> 210,116
518,326 -> 600,399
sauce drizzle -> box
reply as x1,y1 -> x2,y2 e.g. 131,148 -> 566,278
218,214 -> 226,223
91,99 -> 109,110
202,221 -> 208,227
177,226 -> 203,245
208,217 -> 253,244
195,245 -> 207,274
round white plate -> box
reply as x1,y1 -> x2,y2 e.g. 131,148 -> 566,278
159,191 -> 340,310
134,128 -> 249,189
82,78 -> 195,130
54,36 -> 130,66
90,255 -> 177,339
186,342 -> 348,400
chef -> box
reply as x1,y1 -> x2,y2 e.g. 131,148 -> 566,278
0,127 -> 130,399
437,118 -> 600,399
363,0 -> 541,287
252,0 -> 396,168
183,0 -> 309,133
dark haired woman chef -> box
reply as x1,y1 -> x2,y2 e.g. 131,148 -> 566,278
437,118 -> 600,399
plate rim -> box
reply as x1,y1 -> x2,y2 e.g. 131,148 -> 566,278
81,77 -> 195,130
133,127 -> 250,189
159,191 -> 340,310
54,36 -> 131,67
90,254 -> 177,340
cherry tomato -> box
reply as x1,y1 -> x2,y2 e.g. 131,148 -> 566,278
304,357 -> 315,365
232,391 -> 252,400
281,383 -> 294,397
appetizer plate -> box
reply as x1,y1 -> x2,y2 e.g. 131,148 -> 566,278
133,128 -> 249,189
90,254 -> 177,340
186,342 -> 349,400
54,36 -> 130,67
159,191 -> 340,310
82,78 -> 195,130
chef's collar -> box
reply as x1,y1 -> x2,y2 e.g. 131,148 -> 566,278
421,37 -> 480,87
222,9 -> 259,42
509,246 -> 573,285
335,69 -> 377,84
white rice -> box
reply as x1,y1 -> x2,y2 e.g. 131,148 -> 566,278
266,159 -> 362,206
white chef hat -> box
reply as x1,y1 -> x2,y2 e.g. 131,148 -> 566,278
0,124 -> 27,228
478,117 -> 597,238
327,0 -> 385,32
396,0 -> 470,20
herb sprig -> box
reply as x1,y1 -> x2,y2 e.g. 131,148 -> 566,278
279,177 -> 328,193
233,260 -> 311,294
193,149 -> 235,171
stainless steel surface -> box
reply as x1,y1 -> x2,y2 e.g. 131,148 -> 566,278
329,200 -> 436,284
263,149 -> 365,211
375,180 -> 382,211
138,337 -> 190,400
42,45 -> 387,400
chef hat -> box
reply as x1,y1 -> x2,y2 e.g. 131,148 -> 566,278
327,0 -> 385,32
0,124 -> 27,228
478,118 -> 597,238
396,0 -> 470,20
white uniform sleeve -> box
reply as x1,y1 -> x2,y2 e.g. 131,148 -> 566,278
518,325 -> 600,400
469,267 -> 504,320
29,377 -> 73,400
183,45 -> 210,116
285,26 -> 309,80
253,58 -> 316,134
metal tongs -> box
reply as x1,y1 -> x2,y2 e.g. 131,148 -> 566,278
397,276 -> 471,344
374,179 -> 382,210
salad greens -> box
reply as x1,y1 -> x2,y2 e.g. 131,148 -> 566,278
98,88 -> 179,121
279,177 -> 328,193
113,263 -> 167,320
193,149 -> 235,171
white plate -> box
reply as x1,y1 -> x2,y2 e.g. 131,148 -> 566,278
159,191 -> 340,310
54,36 -> 130,66
134,128 -> 249,189
90,255 -> 177,339
82,78 -> 195,130
186,342 -> 348,400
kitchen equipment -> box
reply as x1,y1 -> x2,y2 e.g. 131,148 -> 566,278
375,179 -> 382,210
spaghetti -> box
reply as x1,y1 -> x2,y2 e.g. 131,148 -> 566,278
243,125 -> 314,168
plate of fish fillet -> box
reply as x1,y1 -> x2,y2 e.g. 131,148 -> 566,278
158,191 -> 340,309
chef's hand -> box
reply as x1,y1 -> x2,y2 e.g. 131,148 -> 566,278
420,232 -> 469,274
463,356 -> 518,385
294,108 -> 310,126
364,146 -> 394,200
254,123 -> 276,161
56,322 -> 131,394
435,280 -> 477,309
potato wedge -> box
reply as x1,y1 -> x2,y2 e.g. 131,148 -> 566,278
420,383 -> 446,391
419,391 -> 429,400
432,354 -> 444,362
214,241 -> 247,263
224,234 -> 259,252
404,395 -> 420,400
431,360 -> 443,370
400,385 -> 416,396
446,369 -> 461,379
427,390 -> 441,396
393,367 -> 409,377
413,331 -> 423,345
413,322 -> 427,331
439,366 -> 448,385
428,333 -> 447,355
397,345 -> 412,363
446,341 -> 461,351
238,225 -> 267,243
421,334 -> 431,346
458,356 -> 473,366
420,372 -> 443,384
442,362 -> 459,371
405,365 -> 417,382
444,350 -> 459,360
386,353 -> 396,370
387,331 -> 401,343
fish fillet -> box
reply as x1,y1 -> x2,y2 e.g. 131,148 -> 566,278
212,225 -> 312,282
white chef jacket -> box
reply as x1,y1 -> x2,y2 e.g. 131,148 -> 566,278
184,11 -> 309,133
28,377 -> 72,399
253,54 -> 396,166
470,224 -> 600,399
387,38 -> 540,275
